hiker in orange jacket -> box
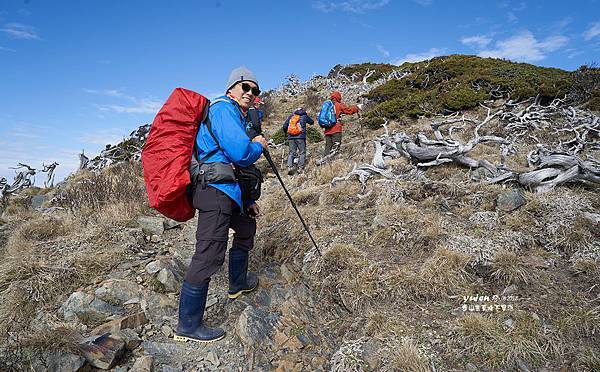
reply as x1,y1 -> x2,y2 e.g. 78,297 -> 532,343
323,91 -> 362,157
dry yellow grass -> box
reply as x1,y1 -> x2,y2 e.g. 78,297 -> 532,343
491,249 -> 539,285
389,337 -> 430,372
454,312 -> 562,369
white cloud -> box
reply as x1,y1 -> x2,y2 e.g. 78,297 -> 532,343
376,44 -> 390,58
507,11 -> 517,23
478,31 -> 568,62
583,22 -> 600,41
0,45 -> 16,52
77,128 -> 126,146
394,47 -> 446,64
95,100 -> 161,114
84,89 -> 162,114
461,35 -> 492,49
0,22 -> 40,40
312,0 -> 390,13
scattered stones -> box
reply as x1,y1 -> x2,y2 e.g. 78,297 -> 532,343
36,351 -> 87,372
280,264 -> 297,284
79,333 -> 126,370
496,189 -> 526,212
150,235 -> 162,243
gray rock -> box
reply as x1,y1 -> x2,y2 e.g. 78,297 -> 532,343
157,268 -> 179,293
142,292 -> 178,321
131,355 -> 154,372
31,194 -> 47,209
236,305 -> 279,347
163,219 -> 182,230
113,328 -> 142,350
137,216 -> 164,236
502,284 -> 519,295
150,235 -> 162,243
206,351 -> 220,367
465,362 -> 479,372
91,312 -> 148,335
62,291 -> 123,323
496,189 -> 526,212
161,325 -> 173,338
145,260 -> 166,275
470,167 -> 494,181
95,279 -> 141,305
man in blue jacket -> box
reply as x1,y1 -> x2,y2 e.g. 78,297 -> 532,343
175,66 -> 268,343
283,107 -> 314,175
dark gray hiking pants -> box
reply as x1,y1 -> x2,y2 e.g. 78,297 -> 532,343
287,138 -> 307,168
323,132 -> 342,157
184,186 -> 256,286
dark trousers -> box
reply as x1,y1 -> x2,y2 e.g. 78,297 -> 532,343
184,186 -> 256,286
287,138 -> 307,168
323,132 -> 342,156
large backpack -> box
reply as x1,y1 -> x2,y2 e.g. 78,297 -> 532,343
142,88 -> 209,222
318,100 -> 337,129
287,114 -> 302,136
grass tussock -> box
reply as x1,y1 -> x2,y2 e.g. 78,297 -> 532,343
491,249 -> 539,285
454,312 -> 562,369
389,337 -> 430,372
17,215 -> 73,241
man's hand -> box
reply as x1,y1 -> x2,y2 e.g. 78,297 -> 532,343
247,203 -> 261,219
252,135 -> 268,149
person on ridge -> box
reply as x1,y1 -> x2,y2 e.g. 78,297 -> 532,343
174,66 -> 269,343
283,107 -> 314,175
246,97 -> 264,138
322,91 -> 362,157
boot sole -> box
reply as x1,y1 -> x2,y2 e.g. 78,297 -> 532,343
228,284 -> 258,299
173,333 -> 225,343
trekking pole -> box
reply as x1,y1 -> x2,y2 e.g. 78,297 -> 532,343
263,149 -> 322,256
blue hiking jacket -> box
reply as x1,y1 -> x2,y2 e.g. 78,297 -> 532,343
195,96 -> 263,209
283,108 -> 314,139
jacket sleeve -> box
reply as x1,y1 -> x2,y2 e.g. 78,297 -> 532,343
338,103 -> 359,116
305,114 -> 314,125
210,103 -> 263,167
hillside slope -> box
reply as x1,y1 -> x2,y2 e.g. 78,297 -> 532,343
0,55 -> 599,371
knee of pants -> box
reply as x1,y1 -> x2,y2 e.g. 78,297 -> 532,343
232,235 -> 254,252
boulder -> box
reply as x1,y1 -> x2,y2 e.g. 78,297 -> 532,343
157,268 -> 180,292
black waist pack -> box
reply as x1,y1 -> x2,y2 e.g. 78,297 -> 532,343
235,164 -> 263,201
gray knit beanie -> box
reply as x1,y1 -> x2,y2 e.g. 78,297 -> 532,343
226,66 -> 259,92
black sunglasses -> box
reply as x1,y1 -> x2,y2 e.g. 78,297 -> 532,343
241,82 -> 261,96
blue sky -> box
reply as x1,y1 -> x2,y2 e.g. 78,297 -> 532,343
1,0 -> 599,184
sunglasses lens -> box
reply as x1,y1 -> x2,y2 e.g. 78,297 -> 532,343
241,83 -> 260,96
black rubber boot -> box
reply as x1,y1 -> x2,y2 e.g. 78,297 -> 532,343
174,281 -> 225,343
228,248 -> 259,299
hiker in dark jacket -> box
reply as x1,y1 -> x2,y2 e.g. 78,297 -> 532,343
175,66 -> 268,344
246,97 -> 264,138
283,107 -> 314,174
323,91 -> 362,157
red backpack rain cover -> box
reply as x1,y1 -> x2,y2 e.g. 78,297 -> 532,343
142,88 -> 209,222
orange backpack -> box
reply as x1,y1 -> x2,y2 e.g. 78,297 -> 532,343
287,114 -> 302,136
